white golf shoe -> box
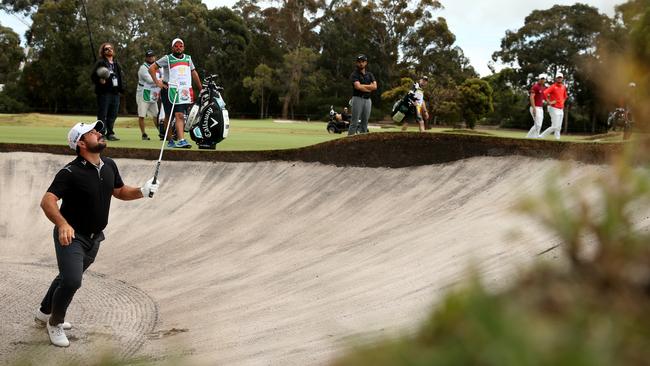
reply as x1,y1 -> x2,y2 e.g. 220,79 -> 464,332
46,321 -> 70,347
35,309 -> 72,330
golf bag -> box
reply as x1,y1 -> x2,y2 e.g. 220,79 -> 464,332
185,74 -> 230,149
606,107 -> 633,140
391,91 -> 417,123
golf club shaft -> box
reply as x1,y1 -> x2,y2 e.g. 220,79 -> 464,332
150,82 -> 178,197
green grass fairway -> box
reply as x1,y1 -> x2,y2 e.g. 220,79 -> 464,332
0,113 -> 632,150
0,114 -> 348,151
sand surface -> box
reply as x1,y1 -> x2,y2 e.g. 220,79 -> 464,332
0,151 -> 608,365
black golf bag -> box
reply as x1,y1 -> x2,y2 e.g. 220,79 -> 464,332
391,91 -> 417,123
607,107 -> 633,140
185,75 -> 230,149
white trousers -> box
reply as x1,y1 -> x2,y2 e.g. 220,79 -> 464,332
526,106 -> 544,138
540,106 -> 564,140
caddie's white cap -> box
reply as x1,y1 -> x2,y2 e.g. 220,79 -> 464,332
538,73 -> 546,79
171,38 -> 184,48
67,120 -> 104,150
556,72 -> 564,78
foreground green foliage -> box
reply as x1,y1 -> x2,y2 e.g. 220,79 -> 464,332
332,146 -> 650,365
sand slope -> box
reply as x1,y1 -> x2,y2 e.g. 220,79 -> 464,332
0,152 -> 607,365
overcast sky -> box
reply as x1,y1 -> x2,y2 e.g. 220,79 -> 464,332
1,0 -> 621,76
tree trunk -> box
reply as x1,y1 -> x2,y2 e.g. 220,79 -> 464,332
259,89 -> 264,119
282,94 -> 291,120
265,95 -> 270,119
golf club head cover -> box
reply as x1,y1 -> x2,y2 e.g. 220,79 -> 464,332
141,177 -> 160,198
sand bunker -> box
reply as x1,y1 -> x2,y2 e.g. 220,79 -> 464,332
0,151 -> 607,365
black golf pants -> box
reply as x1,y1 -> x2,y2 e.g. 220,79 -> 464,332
39,228 -> 104,325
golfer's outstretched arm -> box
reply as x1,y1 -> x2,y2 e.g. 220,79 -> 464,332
41,192 -> 74,245
113,185 -> 145,201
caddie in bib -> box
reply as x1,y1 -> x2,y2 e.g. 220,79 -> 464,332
148,38 -> 203,149
136,49 -> 161,140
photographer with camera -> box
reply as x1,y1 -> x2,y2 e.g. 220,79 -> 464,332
91,42 -> 125,141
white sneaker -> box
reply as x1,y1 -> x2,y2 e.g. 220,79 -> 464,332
46,321 -> 70,347
35,309 -> 72,330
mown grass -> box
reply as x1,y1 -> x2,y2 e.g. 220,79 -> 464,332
0,113 -> 633,151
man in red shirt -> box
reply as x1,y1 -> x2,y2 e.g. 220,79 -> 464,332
539,72 -> 568,140
527,74 -> 547,138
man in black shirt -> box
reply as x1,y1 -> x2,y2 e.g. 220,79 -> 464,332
36,120 -> 160,347
348,54 -> 377,135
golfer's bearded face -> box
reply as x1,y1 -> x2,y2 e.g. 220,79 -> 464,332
82,130 -> 106,153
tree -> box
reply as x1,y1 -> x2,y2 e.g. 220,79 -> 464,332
373,0 -> 442,84
202,6 -> 251,112
0,0 -> 43,13
493,4 -> 611,83
0,24 -> 23,84
243,63 -> 275,118
277,47 -> 318,119
483,68 -> 529,128
381,77 -> 414,104
492,4 -> 612,133
458,78 -> 493,129
402,17 -> 476,84
317,1 -> 388,108
21,0 -> 91,113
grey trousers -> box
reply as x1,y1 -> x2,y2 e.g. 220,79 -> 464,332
348,96 -> 371,135
40,228 -> 104,325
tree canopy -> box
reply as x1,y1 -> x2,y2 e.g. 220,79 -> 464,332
0,0 -> 646,132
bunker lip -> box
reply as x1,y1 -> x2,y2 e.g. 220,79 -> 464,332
0,132 -> 634,167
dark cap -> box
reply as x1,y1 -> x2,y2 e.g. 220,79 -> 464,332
356,54 -> 368,62
145,49 -> 155,57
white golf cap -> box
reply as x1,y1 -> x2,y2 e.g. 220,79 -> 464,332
171,38 -> 184,48
67,120 -> 104,150
556,72 -> 564,78
538,73 -> 547,79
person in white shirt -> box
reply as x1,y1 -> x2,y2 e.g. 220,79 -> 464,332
136,50 -> 161,141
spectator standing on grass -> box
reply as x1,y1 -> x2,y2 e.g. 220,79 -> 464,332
401,76 -> 429,132
91,42 -> 125,141
136,49 -> 162,141
149,38 -> 202,149
527,74 -> 547,138
539,72 -> 568,140
348,54 -> 377,135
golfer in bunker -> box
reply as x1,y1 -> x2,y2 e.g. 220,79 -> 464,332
35,120 -> 160,347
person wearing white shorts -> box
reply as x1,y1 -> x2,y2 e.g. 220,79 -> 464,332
136,50 -> 161,141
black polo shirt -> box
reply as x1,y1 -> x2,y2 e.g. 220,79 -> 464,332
47,156 -> 124,235
350,69 -> 376,98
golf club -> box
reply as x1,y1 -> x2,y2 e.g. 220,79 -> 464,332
150,81 -> 179,197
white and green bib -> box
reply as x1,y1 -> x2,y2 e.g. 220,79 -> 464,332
142,63 -> 161,102
167,54 -> 193,105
